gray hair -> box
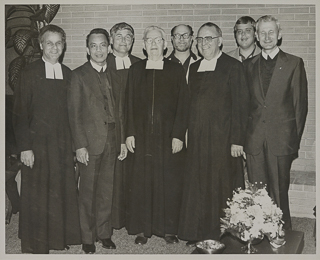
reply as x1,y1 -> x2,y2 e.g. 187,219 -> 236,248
198,22 -> 222,37
143,26 -> 166,40
256,15 -> 281,32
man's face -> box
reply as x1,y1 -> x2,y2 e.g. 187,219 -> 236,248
171,25 -> 193,52
143,29 -> 167,61
235,23 -> 255,50
40,31 -> 64,64
256,20 -> 281,52
86,33 -> 109,66
197,26 -> 222,60
110,29 -> 134,57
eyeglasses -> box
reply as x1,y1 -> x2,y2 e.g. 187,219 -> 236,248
172,33 -> 191,40
195,36 -> 220,44
144,37 -> 164,44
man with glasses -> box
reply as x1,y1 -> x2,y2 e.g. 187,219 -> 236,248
178,22 -> 249,245
125,26 -> 189,245
227,16 -> 261,62
106,22 -> 141,231
68,28 -> 126,253
168,24 -> 198,79
243,15 -> 308,230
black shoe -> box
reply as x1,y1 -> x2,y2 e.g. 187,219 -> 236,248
135,236 -> 148,245
64,245 -> 70,250
82,244 -> 96,254
186,240 -> 198,247
164,235 -> 179,244
101,238 -> 116,249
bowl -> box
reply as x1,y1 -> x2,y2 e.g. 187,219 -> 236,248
196,240 -> 226,254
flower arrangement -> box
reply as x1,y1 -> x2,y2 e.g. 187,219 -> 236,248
220,182 -> 285,251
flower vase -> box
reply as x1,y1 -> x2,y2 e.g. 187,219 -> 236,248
241,235 -> 264,254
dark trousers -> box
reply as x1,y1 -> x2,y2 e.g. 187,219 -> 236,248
78,127 -> 116,244
246,141 -> 294,230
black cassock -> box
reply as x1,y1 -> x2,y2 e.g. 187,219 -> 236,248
106,53 -> 141,229
125,58 -> 189,237
178,53 -> 249,241
13,59 -> 81,253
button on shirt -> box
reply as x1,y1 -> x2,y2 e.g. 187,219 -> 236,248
90,60 -> 115,123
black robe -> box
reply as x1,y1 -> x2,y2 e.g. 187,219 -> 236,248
106,53 -> 141,229
178,53 -> 249,241
125,58 -> 189,237
13,59 -> 81,253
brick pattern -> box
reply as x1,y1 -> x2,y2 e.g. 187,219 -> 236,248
52,4 -> 315,172
289,171 -> 316,218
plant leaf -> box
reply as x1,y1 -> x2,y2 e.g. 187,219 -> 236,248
12,29 -> 35,55
5,28 -> 11,45
43,4 -> 60,23
8,56 -> 27,91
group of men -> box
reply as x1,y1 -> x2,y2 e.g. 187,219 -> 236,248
12,14 -> 308,254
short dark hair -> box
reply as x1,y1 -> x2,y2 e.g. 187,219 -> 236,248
110,22 -> 134,37
171,24 -> 194,36
198,22 -> 222,37
38,24 -> 66,44
86,28 -> 110,47
233,16 -> 256,36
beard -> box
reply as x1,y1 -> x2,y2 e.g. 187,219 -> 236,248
174,43 -> 190,52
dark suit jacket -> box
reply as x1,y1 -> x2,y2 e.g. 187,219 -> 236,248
106,53 -> 141,150
68,61 -> 122,155
243,50 -> 308,156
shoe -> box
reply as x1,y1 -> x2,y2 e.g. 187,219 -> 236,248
64,245 -> 70,250
164,235 -> 179,244
186,240 -> 198,247
135,236 -> 148,245
100,238 -> 116,249
82,244 -> 96,254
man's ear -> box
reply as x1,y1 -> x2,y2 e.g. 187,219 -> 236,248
255,32 -> 260,42
40,42 -> 43,50
142,41 -> 146,50
86,47 -> 90,56
277,31 -> 282,40
164,40 -> 168,49
218,37 -> 223,47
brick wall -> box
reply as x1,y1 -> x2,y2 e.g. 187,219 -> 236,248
52,4 -> 315,172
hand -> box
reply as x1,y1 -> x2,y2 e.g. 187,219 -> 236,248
231,144 -> 244,157
126,136 -> 135,153
172,138 -> 183,154
21,150 -> 34,168
76,147 -> 89,166
118,144 -> 128,161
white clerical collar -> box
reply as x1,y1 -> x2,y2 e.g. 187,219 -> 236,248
146,59 -> 164,70
262,47 -> 279,60
114,53 -> 131,70
42,57 -> 63,79
197,51 -> 222,72
90,60 -> 107,72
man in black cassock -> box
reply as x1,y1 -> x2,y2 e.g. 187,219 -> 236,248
106,22 -> 141,230
12,25 -> 81,254
178,22 -> 249,245
125,25 -> 189,245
